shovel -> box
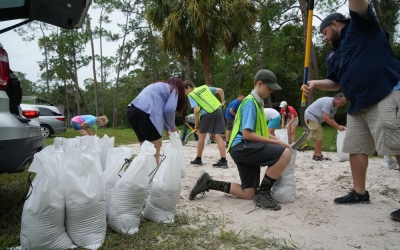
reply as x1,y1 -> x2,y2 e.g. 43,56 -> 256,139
292,0 -> 314,150
182,123 -> 199,145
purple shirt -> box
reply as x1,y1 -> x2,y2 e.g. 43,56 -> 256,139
129,82 -> 177,135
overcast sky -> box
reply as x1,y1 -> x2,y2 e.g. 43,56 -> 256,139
0,4 -> 348,89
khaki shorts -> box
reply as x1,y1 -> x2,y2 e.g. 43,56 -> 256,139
306,119 -> 324,140
287,116 -> 299,126
343,90 -> 400,155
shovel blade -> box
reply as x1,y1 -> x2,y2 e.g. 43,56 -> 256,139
291,131 -> 309,150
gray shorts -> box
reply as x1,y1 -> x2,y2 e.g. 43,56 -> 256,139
343,90 -> 400,155
199,109 -> 225,134
226,118 -> 234,130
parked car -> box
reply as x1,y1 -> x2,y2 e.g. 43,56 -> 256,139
20,103 -> 41,127
0,0 -> 92,175
38,105 -> 67,138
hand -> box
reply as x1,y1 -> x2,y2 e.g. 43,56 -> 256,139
337,125 -> 346,131
285,124 -> 289,129
278,140 -> 290,148
222,101 -> 226,108
302,81 -> 315,98
166,131 -> 170,137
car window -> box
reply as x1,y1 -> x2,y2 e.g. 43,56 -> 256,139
1,1 -> 25,8
39,107 -> 61,116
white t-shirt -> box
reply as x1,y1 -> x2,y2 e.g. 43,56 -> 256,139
187,114 -> 195,124
264,108 -> 280,121
305,97 -> 337,123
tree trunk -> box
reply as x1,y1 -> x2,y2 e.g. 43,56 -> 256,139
40,24 -> 50,101
199,30 -> 213,86
113,13 -> 130,129
64,79 -> 70,127
100,7 -> 105,115
88,18 -> 99,116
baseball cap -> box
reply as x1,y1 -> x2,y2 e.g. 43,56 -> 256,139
279,101 -> 287,108
254,69 -> 282,90
320,13 -> 350,33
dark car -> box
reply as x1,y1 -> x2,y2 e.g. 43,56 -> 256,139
0,0 -> 92,175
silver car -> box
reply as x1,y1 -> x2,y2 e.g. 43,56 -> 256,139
37,105 -> 67,138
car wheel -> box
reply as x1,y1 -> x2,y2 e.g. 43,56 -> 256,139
41,125 -> 52,138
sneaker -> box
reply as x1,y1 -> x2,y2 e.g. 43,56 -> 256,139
190,158 -> 203,165
212,160 -> 228,169
188,171 -> 212,200
334,189 -> 370,204
391,209 -> 400,222
253,192 -> 281,211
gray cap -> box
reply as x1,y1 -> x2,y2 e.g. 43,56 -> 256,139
254,69 -> 282,90
320,13 -> 350,33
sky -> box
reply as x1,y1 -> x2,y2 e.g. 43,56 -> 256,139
0,3 -> 348,90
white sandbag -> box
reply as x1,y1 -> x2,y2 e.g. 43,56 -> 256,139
275,129 -> 288,144
271,149 -> 296,203
103,147 -> 134,218
168,131 -> 186,178
337,130 -> 349,162
98,134 -> 115,170
108,141 -> 156,234
60,146 -> 106,249
205,133 -> 211,146
20,146 -> 75,250
143,141 -> 182,223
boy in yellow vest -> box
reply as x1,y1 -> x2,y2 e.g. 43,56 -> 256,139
188,69 -> 291,210
184,81 -> 227,168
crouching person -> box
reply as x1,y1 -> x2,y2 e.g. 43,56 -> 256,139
188,69 -> 291,210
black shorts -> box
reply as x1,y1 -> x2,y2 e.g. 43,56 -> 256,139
229,141 -> 286,189
127,105 -> 161,142
199,109 -> 225,134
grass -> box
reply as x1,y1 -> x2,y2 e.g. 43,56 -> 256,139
0,126 -> 341,249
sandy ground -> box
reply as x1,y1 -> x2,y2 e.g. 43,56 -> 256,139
127,139 -> 400,250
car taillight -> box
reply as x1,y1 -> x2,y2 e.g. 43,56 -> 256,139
0,44 -> 9,91
22,110 -> 40,118
56,117 -> 65,121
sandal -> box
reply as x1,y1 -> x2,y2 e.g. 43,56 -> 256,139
312,155 -> 331,161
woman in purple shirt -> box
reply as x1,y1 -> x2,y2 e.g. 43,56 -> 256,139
127,77 -> 186,163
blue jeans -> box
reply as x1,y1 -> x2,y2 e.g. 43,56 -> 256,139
181,122 -> 198,141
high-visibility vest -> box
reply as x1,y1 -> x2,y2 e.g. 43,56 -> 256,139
227,94 -> 268,151
188,85 -> 221,114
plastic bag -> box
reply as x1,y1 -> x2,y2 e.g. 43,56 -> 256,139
337,130 -> 349,162
143,141 -> 182,223
168,131 -> 186,178
275,129 -> 288,144
205,133 -> 211,146
271,149 -> 296,203
108,141 -> 156,234
20,146 -> 75,250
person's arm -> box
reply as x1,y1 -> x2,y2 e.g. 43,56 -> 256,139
193,106 -> 200,130
184,115 -> 189,125
242,129 -> 289,148
229,107 -> 236,116
215,88 -> 226,107
304,79 -> 340,98
281,113 -> 285,128
348,0 -> 369,17
163,90 -> 178,132
323,112 -> 346,131
80,122 -> 91,135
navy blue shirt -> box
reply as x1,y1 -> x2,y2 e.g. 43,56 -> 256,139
326,6 -> 400,115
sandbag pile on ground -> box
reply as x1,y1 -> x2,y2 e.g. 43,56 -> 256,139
19,135 -> 114,250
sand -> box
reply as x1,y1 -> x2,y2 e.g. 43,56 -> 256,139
127,138 -> 400,250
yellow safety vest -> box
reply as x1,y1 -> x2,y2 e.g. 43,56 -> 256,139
227,94 -> 268,151
188,85 -> 221,114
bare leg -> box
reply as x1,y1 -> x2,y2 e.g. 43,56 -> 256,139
196,133 -> 207,157
287,126 -> 292,143
229,184 -> 256,199
214,134 -> 226,158
150,138 -> 162,164
314,140 -> 323,156
268,128 -> 276,137
290,124 -> 297,144
395,155 -> 400,165
77,129 -> 89,136
225,130 -> 231,143
350,153 -> 368,194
